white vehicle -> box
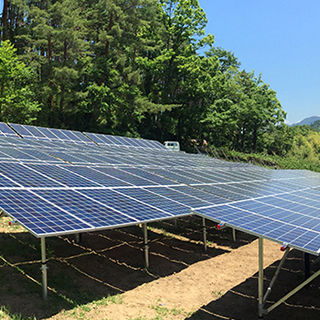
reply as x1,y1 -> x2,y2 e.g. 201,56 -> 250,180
164,141 -> 180,151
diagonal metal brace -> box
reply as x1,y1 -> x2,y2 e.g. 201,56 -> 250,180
266,266 -> 320,314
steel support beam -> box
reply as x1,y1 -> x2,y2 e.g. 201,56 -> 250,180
267,267 -> 320,314
41,237 -> 48,300
202,217 -> 207,252
304,252 -> 310,280
258,237 -> 264,318
263,247 -> 290,304
232,228 -> 236,242
143,223 -> 149,270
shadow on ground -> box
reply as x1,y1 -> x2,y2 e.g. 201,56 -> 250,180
187,249 -> 320,320
0,216 -> 256,319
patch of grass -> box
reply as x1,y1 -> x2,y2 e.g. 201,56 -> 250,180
151,305 -> 169,317
212,290 -> 223,297
171,308 -> 182,315
106,294 -> 123,304
80,305 -> 91,313
0,306 -> 36,320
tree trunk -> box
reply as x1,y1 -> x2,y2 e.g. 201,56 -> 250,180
1,0 -> 8,40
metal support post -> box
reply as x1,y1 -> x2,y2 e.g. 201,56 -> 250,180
143,223 -> 149,270
202,217 -> 207,252
41,237 -> 48,300
75,233 -> 82,243
263,247 -> 290,304
258,237 -> 264,318
232,228 -> 236,242
304,252 -> 310,280
174,218 -> 178,228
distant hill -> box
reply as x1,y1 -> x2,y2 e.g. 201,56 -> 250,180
290,116 -> 320,127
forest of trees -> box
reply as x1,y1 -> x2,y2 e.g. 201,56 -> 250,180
0,0 -> 311,159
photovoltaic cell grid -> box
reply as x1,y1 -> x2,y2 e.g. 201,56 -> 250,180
2,124 -> 320,255
0,123 -> 17,137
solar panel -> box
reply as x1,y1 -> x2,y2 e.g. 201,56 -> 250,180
93,167 -> 159,186
119,168 -> 179,185
22,125 -> 48,140
26,164 -> 102,188
9,123 -> 37,139
145,186 -> 214,208
0,189 -> 94,236
3,123 -> 320,258
171,185 -> 229,204
79,189 -> 174,221
0,122 -> 17,137
146,168 -> 203,185
117,187 -> 191,216
83,131 -> 166,150
34,189 -> 138,228
63,166 -> 132,187
194,191 -> 320,255
0,163 -> 65,187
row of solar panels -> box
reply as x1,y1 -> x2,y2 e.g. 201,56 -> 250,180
2,123 -> 320,255
0,122 -> 166,150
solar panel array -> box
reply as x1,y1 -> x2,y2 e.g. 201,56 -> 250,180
2,122 -> 320,255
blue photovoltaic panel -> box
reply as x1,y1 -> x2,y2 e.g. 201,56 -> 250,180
0,123 -> 17,137
48,151 -> 89,164
59,129 -> 93,144
3,122 -> 320,256
119,155 -> 158,166
120,168 -> 179,186
0,163 -> 64,187
0,173 -> 21,187
194,184 -> 250,201
9,123 -> 36,139
93,167 -> 158,186
0,151 -> 15,160
0,189 -> 94,237
79,189 -> 173,221
48,128 -> 72,141
22,125 -> 48,140
18,149 -> 61,162
26,164 -> 102,187
171,185 -> 229,205
97,134 -> 117,145
187,168 -> 238,183
83,153 -> 123,165
35,126 -> 60,140
117,188 -> 191,216
83,132 -> 108,145
0,137 -> 14,146
125,137 -> 142,148
145,186 -> 213,208
66,152 -> 105,164
169,168 -> 224,184
63,166 -> 131,187
0,147 -> 40,161
34,189 -> 137,228
147,168 -> 203,185
194,195 -> 320,254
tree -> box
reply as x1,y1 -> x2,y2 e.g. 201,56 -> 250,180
0,40 -> 40,123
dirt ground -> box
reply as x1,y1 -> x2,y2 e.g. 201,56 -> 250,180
1,216 -> 320,320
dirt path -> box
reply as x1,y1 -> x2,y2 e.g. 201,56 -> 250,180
49,238 -> 283,320
2,217 -> 320,320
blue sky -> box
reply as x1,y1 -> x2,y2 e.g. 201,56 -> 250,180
198,0 -> 320,124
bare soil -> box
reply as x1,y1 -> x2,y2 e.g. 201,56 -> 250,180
0,216 -> 320,320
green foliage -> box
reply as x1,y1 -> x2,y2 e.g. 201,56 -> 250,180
0,40 -> 40,124
0,0 -> 290,157
310,120 -> 320,132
